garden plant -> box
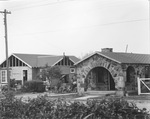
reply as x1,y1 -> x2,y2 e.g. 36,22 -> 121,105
0,91 -> 149,119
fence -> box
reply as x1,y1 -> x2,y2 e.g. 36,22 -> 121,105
137,77 -> 150,95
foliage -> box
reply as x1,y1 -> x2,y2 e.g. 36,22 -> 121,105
57,83 -> 77,93
1,79 -> 22,93
37,65 -> 62,81
21,80 -> 45,93
0,94 -> 149,119
10,78 -> 16,88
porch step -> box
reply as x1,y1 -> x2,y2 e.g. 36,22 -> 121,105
86,91 -> 116,95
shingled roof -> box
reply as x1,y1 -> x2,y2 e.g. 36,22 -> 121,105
75,52 -> 150,65
99,52 -> 150,64
37,55 -> 79,67
12,53 -> 80,67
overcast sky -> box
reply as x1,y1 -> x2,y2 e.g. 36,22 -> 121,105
0,0 -> 149,62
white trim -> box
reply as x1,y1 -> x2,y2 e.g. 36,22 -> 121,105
74,51 -> 121,65
0,53 -> 32,68
74,52 -> 97,65
0,54 -> 12,66
52,58 -> 63,66
97,52 -> 121,64
12,54 -> 32,68
138,77 -> 150,95
69,57 -> 77,64
70,68 -> 75,73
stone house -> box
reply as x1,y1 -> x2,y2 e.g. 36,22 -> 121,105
74,48 -> 150,93
0,53 -> 80,85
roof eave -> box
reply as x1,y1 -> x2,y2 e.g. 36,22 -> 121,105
74,51 -> 121,66
51,57 -> 63,66
97,52 -> 121,64
12,54 -> 32,68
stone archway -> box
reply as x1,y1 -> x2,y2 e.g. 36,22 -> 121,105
85,66 -> 115,91
76,54 -> 125,94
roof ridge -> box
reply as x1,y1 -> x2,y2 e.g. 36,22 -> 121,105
38,56 -> 61,58
13,53 -> 52,56
99,51 -> 150,55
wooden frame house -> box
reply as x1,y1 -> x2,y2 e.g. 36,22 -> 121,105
0,53 -> 80,85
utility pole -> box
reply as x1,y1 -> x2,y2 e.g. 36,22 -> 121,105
148,0 -> 150,53
0,9 -> 11,91
125,44 -> 128,53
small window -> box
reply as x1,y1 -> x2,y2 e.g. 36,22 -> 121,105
70,68 -> 75,73
1,70 -> 7,83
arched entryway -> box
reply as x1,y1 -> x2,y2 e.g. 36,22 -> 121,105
85,67 -> 115,91
126,66 -> 136,90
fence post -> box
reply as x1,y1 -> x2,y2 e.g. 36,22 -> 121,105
137,77 -> 141,95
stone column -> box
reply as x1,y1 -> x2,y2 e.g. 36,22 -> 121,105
115,76 -> 125,97
77,75 -> 85,96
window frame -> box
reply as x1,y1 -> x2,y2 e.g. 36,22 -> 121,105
1,70 -> 7,83
70,68 -> 75,73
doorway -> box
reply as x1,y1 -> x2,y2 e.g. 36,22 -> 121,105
86,67 -> 115,91
23,70 -> 28,83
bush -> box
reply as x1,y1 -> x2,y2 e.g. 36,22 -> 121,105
22,80 -> 45,93
0,89 -> 149,119
0,94 -> 149,119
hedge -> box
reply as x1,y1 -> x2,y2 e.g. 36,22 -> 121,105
0,91 -> 149,119
22,80 -> 45,93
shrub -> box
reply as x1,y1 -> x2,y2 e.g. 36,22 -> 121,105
0,95 -> 149,119
10,78 -> 16,88
22,80 -> 45,93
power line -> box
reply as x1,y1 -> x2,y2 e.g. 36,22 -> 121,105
5,0 -> 145,26
8,18 -> 148,37
9,0 -> 130,11
11,0 -> 70,11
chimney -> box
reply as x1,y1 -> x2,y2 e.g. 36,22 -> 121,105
101,48 -> 113,52
63,52 -> 65,56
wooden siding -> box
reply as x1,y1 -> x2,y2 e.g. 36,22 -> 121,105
0,55 -> 27,68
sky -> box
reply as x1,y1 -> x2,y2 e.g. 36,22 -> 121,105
0,0 -> 149,63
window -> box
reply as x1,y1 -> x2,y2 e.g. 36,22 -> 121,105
1,70 -> 7,83
70,68 -> 75,73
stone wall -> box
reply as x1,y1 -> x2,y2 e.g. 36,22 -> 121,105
76,53 -> 149,95
76,54 -> 123,94
121,64 -> 148,90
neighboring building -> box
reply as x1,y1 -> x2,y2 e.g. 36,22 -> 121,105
0,53 -> 80,85
75,48 -> 150,92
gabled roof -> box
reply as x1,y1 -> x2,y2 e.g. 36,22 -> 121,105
13,53 -> 52,67
75,52 -> 150,65
37,55 -> 80,67
9,53 -> 80,68
99,52 -> 150,64
37,56 -> 63,67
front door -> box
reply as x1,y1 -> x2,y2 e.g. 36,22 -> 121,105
23,70 -> 27,83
